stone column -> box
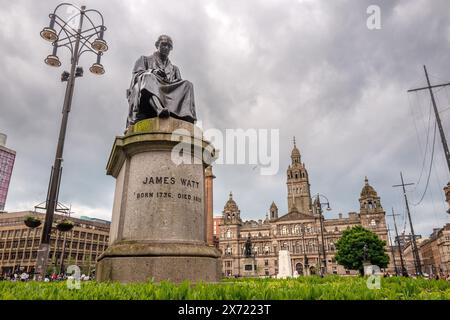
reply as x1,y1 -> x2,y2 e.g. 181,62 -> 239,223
445,182 -> 450,213
96,117 -> 221,283
204,166 -> 215,245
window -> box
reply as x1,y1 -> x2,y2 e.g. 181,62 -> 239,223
226,229 -> 232,239
264,260 -> 269,266
329,242 -> 335,251
370,219 -> 377,227
281,226 -> 287,235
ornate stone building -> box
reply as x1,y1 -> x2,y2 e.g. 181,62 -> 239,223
218,141 -> 390,277
417,224 -> 450,276
444,182 -> 450,214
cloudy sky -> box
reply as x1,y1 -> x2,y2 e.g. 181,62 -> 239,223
1,0 -> 449,238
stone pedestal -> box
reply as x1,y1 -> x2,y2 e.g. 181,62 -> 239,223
277,250 -> 292,279
241,257 -> 257,277
363,262 -> 372,276
96,117 -> 222,283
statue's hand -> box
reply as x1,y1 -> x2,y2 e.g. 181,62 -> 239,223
153,69 -> 167,79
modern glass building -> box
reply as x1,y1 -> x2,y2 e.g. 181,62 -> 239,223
0,133 -> 16,212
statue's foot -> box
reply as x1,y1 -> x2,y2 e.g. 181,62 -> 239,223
158,108 -> 170,118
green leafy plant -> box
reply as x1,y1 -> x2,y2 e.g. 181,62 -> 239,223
24,215 -> 42,228
56,219 -> 74,232
0,276 -> 449,300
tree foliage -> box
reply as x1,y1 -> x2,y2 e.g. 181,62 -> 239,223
335,225 -> 389,275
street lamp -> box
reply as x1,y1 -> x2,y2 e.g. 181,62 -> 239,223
314,194 -> 331,277
35,3 -> 107,281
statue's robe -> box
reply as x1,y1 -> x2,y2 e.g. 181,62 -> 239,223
126,52 -> 197,127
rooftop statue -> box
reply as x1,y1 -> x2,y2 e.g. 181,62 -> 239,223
126,35 -> 197,128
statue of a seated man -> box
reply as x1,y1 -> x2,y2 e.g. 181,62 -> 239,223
126,35 -> 197,128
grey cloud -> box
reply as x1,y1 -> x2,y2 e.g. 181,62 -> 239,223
0,0 -> 449,237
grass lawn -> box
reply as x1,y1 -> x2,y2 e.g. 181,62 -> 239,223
0,276 -> 449,300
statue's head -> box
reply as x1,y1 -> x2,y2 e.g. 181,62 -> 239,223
155,35 -> 173,57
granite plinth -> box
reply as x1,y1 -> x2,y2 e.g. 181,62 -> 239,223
96,117 -> 220,283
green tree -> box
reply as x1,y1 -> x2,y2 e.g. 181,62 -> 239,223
335,225 -> 389,276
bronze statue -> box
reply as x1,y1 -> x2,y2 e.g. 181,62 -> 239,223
126,35 -> 197,128
244,235 -> 253,257
363,243 -> 369,263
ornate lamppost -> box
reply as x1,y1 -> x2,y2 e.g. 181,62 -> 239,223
35,3 -> 107,281
314,194 -> 331,277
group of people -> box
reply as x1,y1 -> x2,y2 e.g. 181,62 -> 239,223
382,271 -> 450,280
0,272 -> 94,282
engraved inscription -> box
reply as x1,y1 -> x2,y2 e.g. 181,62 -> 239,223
134,176 -> 202,203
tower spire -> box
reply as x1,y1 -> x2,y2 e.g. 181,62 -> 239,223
287,137 -> 311,214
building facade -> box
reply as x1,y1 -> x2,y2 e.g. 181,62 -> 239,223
417,224 -> 450,276
445,182 -> 450,214
0,211 -> 110,276
0,134 -> 16,212
218,141 -> 391,277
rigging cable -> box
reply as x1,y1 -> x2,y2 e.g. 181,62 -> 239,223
412,119 -> 436,206
407,93 -> 433,191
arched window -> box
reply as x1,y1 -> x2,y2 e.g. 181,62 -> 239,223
226,229 -> 232,239
370,219 -> 377,227
282,226 -> 288,235
294,225 -> 300,234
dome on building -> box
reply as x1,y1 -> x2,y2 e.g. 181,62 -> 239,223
224,192 -> 239,211
290,137 -> 301,164
291,145 -> 300,158
360,176 -> 378,197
